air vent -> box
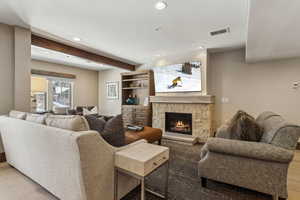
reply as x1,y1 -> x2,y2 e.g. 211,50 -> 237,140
210,27 -> 230,36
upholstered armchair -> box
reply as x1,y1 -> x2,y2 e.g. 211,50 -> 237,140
198,112 -> 300,200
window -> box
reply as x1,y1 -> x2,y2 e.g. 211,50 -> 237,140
50,79 -> 73,109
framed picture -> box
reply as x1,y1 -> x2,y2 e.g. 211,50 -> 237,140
106,81 -> 119,99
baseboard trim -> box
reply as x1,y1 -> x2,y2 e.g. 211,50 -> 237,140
0,152 -> 6,163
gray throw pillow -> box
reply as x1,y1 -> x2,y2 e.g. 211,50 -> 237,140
85,115 -> 106,132
85,114 -> 125,147
228,110 -> 263,142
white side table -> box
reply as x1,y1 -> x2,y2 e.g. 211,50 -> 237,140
115,142 -> 170,200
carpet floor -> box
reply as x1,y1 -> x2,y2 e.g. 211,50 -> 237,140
122,140 -> 273,200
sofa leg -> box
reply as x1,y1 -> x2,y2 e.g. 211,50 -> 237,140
201,177 -> 207,188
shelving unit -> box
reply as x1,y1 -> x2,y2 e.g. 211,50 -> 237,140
122,87 -> 146,90
121,70 -> 155,127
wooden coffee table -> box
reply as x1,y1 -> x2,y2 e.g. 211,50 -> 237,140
115,142 -> 169,200
125,126 -> 163,145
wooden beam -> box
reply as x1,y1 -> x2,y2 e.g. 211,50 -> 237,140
31,69 -> 76,79
31,34 -> 135,71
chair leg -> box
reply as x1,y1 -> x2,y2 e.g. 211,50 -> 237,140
201,177 -> 207,188
273,194 -> 279,200
158,139 -> 162,145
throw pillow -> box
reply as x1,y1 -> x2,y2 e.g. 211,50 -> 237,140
9,110 -> 27,120
85,114 -> 125,147
85,115 -> 106,133
52,106 -> 68,115
45,115 -> 89,131
26,113 -> 47,124
228,110 -> 263,142
83,106 -> 98,116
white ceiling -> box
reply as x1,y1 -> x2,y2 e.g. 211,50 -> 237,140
246,0 -> 300,62
0,0 -> 248,66
31,46 -> 115,71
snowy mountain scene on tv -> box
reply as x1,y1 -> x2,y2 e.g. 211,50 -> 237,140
154,61 -> 202,93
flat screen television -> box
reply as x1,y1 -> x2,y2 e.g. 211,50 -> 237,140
153,61 -> 201,93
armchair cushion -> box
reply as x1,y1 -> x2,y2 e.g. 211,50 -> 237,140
257,111 -> 300,150
269,123 -> 300,150
205,138 -> 294,163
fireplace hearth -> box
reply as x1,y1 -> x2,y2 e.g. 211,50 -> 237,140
165,112 -> 192,135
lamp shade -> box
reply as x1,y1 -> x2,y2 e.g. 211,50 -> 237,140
31,77 -> 47,93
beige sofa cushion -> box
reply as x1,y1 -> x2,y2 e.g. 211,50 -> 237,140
9,110 -> 26,120
26,113 -> 47,124
45,115 -> 89,131
52,106 -> 68,115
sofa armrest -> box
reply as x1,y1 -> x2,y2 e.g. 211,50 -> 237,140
206,138 -> 294,163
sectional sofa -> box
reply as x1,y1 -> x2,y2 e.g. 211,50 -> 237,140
0,111 -> 145,200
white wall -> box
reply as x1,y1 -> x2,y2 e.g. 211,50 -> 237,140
209,48 -> 300,127
0,23 -> 14,115
14,27 -> 31,112
0,24 -> 31,153
98,68 -> 127,115
31,60 -> 99,107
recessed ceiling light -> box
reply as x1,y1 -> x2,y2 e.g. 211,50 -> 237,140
198,46 -> 204,50
155,26 -> 162,31
73,37 -> 81,42
155,1 -> 168,10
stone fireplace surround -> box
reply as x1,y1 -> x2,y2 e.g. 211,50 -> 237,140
150,95 -> 215,144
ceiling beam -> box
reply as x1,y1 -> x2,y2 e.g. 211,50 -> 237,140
31,34 -> 135,71
31,69 -> 76,79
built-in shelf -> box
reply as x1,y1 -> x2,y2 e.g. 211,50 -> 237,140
122,87 -> 147,90
122,78 -> 148,82
121,70 -> 155,127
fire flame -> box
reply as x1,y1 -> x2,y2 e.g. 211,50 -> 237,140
175,121 -> 186,128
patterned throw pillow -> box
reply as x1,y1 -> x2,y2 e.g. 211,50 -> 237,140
85,114 -> 125,147
83,106 -> 98,116
26,113 -> 48,124
228,110 -> 263,142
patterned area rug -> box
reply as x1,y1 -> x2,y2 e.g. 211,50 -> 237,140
122,140 -> 272,200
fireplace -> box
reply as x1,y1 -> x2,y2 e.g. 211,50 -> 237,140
165,112 -> 192,135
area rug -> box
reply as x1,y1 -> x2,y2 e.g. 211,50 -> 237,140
122,140 -> 272,200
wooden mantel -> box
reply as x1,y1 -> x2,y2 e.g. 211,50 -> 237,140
31,34 -> 135,71
149,95 -> 215,104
